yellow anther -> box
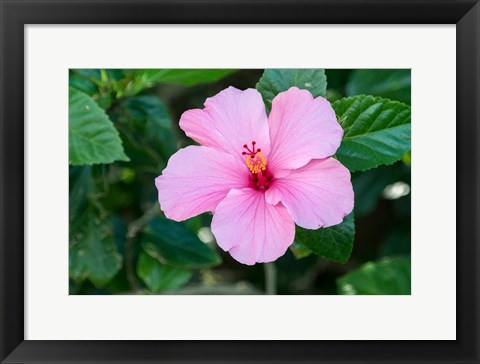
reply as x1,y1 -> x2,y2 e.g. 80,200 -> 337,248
246,151 -> 267,174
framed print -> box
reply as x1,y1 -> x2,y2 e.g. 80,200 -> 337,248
1,0 -> 479,363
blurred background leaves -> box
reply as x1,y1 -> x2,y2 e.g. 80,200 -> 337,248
337,256 -> 411,295
69,68 -> 411,295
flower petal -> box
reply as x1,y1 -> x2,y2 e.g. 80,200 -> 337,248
155,146 -> 250,222
211,188 -> 295,265
179,87 -> 270,163
266,158 -> 354,229
267,87 -> 343,173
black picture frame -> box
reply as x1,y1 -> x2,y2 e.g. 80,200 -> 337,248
1,0 -> 479,363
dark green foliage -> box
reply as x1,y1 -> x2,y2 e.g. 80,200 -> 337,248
295,213 -> 355,264
256,69 -> 327,111
137,250 -> 192,292
337,256 -> 411,295
142,217 -> 221,269
69,87 -> 128,165
69,213 -> 123,287
333,95 -> 411,171
69,68 -> 411,295
346,69 -> 411,104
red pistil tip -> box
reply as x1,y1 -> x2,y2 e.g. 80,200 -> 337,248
242,141 -> 262,160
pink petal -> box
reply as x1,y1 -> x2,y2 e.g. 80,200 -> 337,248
211,188 -> 295,265
179,87 -> 270,163
266,158 -> 354,229
267,87 -> 343,174
155,146 -> 250,222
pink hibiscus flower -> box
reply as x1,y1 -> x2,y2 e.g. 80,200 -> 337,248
155,86 -> 354,265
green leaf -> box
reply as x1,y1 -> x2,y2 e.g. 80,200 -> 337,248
69,166 -> 96,234
113,95 -> 176,158
119,96 -> 171,130
290,241 -> 312,259
256,69 -> 327,111
402,150 -> 411,166
137,250 -> 192,292
294,213 -> 355,263
93,93 -> 114,111
346,69 -> 411,105
69,87 -> 128,165
333,95 -> 411,172
74,69 -> 102,79
142,217 -> 221,269
138,69 -> 238,86
337,256 -> 411,295
119,69 -> 238,96
69,211 -> 123,287
69,73 -> 98,96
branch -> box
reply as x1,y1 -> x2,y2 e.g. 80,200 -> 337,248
125,203 -> 160,291
264,262 -> 277,295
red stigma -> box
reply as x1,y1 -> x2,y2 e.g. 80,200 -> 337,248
242,141 -> 258,157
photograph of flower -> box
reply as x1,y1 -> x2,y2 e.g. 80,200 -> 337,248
69,69 -> 411,295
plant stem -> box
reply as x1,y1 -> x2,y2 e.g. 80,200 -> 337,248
125,203 -> 160,291
124,234 -> 140,292
127,203 -> 160,239
264,262 -> 277,295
